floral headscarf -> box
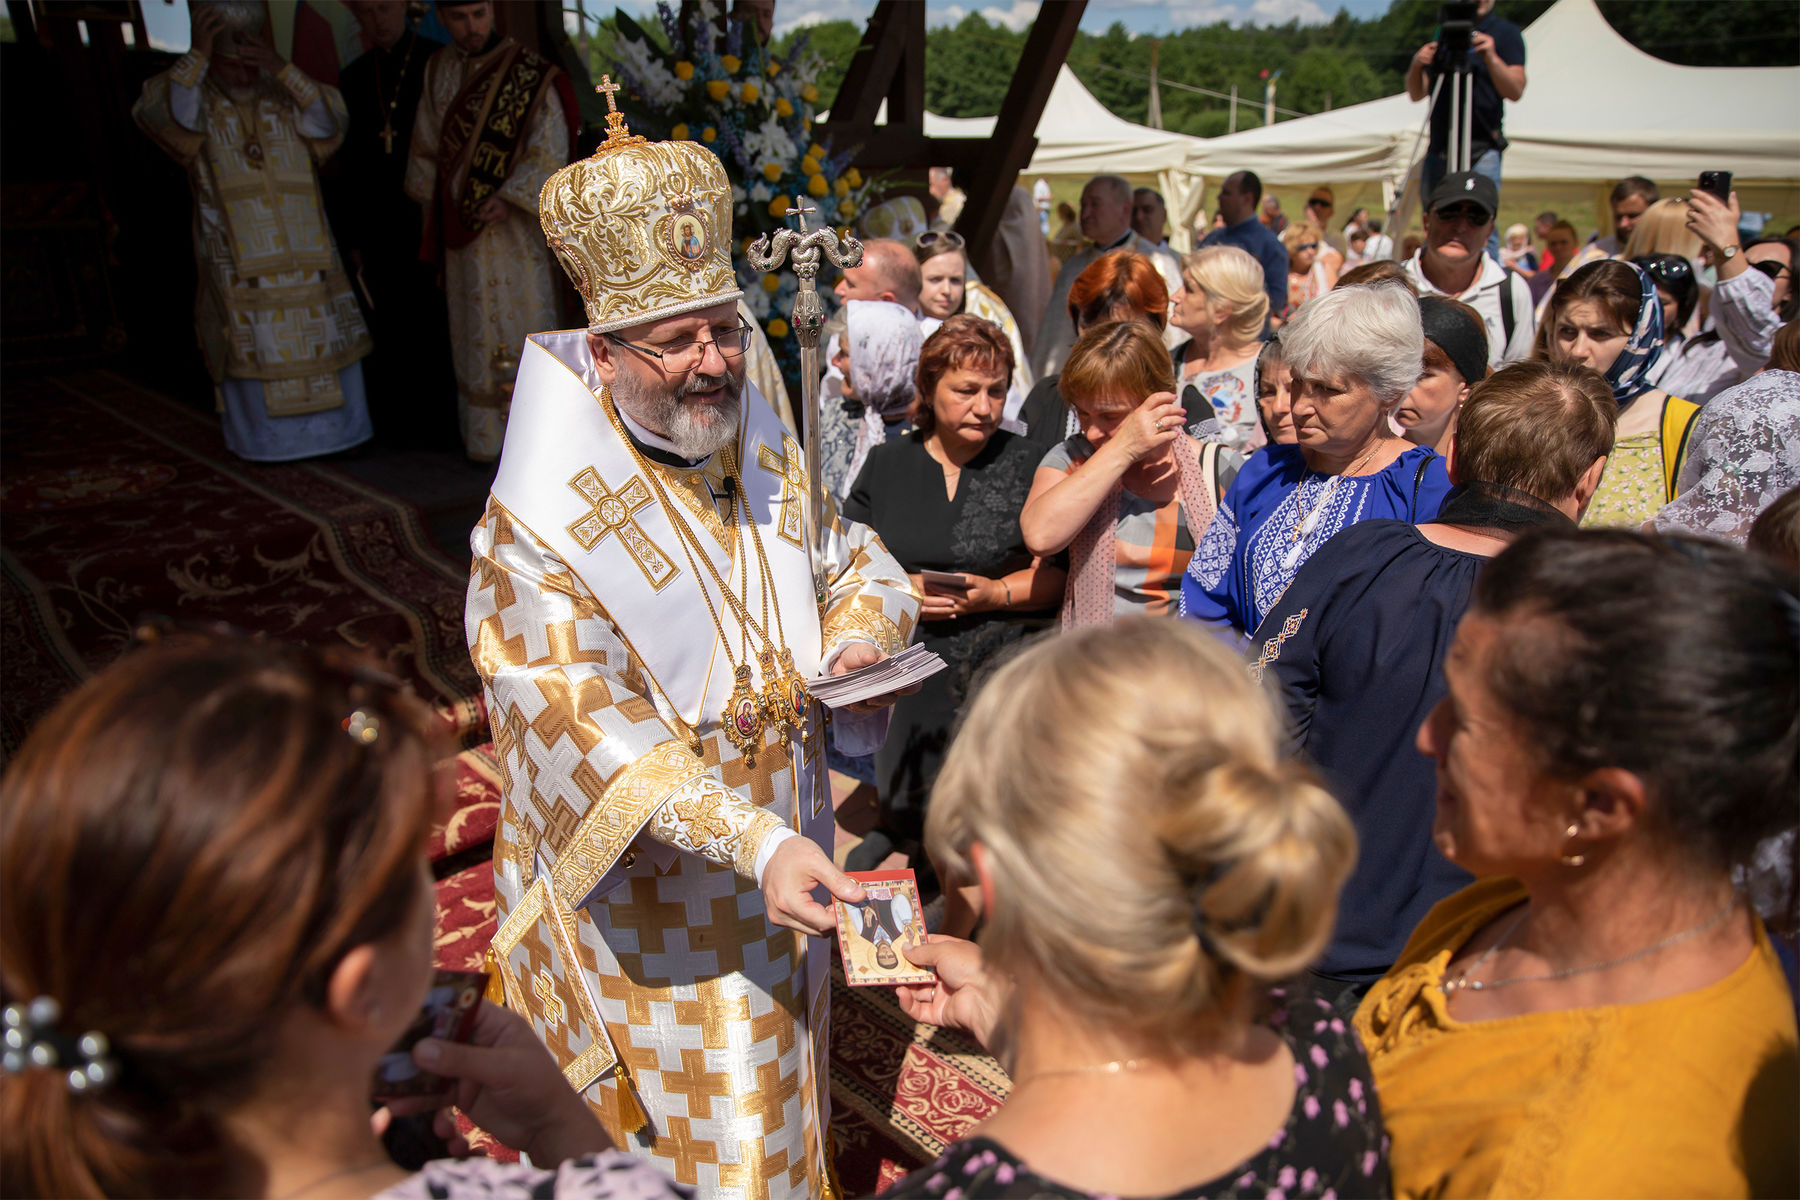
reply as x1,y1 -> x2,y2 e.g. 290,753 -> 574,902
840,300 -> 922,493
1606,260 -> 1666,405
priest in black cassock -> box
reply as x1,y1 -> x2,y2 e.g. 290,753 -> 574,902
330,0 -> 457,448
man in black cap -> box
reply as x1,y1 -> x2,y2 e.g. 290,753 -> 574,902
1403,171 -> 1535,367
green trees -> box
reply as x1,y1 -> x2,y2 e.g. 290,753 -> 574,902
779,0 -> 1795,135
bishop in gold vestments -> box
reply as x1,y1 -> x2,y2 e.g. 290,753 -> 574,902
467,102 -> 919,1198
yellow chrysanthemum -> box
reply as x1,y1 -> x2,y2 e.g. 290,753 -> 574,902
762,161 -> 783,182
801,84 -> 818,103
706,79 -> 730,101
721,54 -> 741,74
775,97 -> 793,118
802,155 -> 821,177
834,176 -> 850,198
845,167 -> 863,187
671,123 -> 690,141
740,81 -> 760,103
838,202 -> 855,221
701,126 -> 717,142
674,61 -> 695,81
767,318 -> 789,338
762,273 -> 781,293
807,174 -> 829,198
766,59 -> 781,77
769,196 -> 791,218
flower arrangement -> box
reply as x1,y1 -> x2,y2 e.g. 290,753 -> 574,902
606,2 -> 882,396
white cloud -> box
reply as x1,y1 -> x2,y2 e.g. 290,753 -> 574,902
771,0 -> 872,35
979,0 -> 1040,32
1247,0 -> 1330,24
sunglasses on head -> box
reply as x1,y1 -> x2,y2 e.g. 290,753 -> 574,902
1632,254 -> 1694,286
915,229 -> 966,251
1750,258 -> 1793,282
1434,203 -> 1491,224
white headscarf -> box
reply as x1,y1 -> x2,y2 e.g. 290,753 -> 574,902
841,299 -> 922,493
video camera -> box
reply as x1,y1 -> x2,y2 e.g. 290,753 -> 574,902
1437,1 -> 1481,68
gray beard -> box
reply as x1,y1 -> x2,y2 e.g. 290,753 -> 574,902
610,365 -> 744,461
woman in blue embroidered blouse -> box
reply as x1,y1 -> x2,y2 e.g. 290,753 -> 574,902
1181,282 -> 1453,637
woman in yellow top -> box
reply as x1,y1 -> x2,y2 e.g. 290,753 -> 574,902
1537,259 -> 1700,527
1356,528 -> 1798,1199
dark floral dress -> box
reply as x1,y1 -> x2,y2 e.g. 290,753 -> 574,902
884,988 -> 1390,1199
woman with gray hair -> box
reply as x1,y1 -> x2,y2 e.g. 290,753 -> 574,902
1181,282 -> 1452,636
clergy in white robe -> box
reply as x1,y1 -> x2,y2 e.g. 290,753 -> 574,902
468,97 -> 920,1198
133,28 -> 373,462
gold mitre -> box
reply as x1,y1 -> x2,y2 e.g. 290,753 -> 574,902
539,77 -> 742,334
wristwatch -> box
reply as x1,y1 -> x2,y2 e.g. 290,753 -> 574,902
1720,244 -> 1740,261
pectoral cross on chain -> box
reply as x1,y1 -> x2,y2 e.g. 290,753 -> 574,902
566,467 -> 679,590
757,438 -> 806,548
379,122 -> 395,154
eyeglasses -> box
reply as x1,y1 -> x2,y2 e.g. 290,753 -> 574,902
1294,241 -> 1319,253
1308,197 -> 1334,211
1433,204 -> 1491,225
1750,258 -> 1793,283
606,320 -> 753,372
914,229 -> 965,251
1631,254 -> 1695,290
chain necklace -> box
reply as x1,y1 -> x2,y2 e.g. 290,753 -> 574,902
1441,893 -> 1740,995
372,28 -> 420,155
1012,1057 -> 1150,1089
723,451 -> 813,746
1281,437 -> 1389,572
598,388 -> 800,764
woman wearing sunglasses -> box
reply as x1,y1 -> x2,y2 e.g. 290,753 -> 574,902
913,229 -> 1033,420
1280,221 -> 1330,322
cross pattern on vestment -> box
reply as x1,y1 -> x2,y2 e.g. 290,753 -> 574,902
756,438 -> 806,547
566,467 -> 678,590
534,968 -> 566,1029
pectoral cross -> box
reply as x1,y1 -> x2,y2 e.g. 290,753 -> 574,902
379,122 -> 395,154
757,438 -> 806,548
566,467 -> 679,589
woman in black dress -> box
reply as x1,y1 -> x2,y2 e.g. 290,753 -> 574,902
841,315 -> 1065,931
1247,361 -> 1615,1007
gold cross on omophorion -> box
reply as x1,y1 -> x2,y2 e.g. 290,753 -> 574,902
757,438 -> 806,548
565,467 -> 678,588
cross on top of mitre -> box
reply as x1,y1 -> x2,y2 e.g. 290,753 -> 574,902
595,74 -> 646,150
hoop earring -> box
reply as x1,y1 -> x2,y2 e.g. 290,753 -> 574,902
1560,822 -> 1586,868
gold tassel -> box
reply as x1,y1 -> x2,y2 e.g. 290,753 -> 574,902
821,1126 -> 844,1200
481,949 -> 507,1006
612,1060 -> 649,1136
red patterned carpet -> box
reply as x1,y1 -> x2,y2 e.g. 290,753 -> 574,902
0,371 -> 480,753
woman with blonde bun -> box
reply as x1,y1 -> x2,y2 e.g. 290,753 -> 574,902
887,618 -> 1386,1200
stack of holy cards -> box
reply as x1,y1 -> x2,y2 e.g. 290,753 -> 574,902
834,869 -> 935,986
805,643 -> 945,709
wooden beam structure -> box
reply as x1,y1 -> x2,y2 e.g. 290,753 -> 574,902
957,0 -> 1084,280
818,0 -> 1087,276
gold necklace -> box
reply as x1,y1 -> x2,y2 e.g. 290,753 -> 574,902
1287,437 -> 1388,544
599,389 -> 796,763
1012,1056 -> 1150,1088
724,451 -> 812,747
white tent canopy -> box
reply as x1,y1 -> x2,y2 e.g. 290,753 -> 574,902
1180,0 -> 1800,187
829,64 -> 1203,175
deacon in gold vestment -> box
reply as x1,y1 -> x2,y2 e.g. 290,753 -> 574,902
405,0 -> 569,461
466,98 -> 919,1199
132,4 -> 373,462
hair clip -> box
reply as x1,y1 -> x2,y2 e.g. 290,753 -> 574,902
343,709 -> 381,745
2,996 -> 118,1092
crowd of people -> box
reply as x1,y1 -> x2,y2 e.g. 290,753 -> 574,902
6,1 -> 1798,1197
